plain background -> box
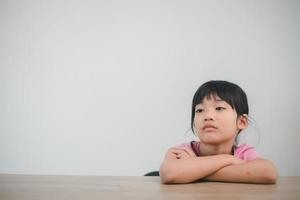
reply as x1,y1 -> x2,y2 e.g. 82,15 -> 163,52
1,0 -> 299,176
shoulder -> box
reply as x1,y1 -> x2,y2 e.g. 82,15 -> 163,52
175,141 -> 200,148
234,143 -> 261,161
174,141 -> 201,156
175,142 -> 192,148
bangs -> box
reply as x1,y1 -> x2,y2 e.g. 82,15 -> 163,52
192,84 -> 235,109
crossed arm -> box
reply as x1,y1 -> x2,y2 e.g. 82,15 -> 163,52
159,147 -> 278,184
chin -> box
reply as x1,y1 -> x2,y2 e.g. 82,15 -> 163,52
199,137 -> 222,145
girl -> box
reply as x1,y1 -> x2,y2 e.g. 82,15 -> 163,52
160,80 -> 277,184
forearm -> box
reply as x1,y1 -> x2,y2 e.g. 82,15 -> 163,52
160,154 -> 234,184
204,159 -> 278,184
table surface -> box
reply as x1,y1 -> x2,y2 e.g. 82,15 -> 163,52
0,174 -> 299,200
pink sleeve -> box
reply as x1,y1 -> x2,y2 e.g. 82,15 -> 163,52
234,144 -> 260,161
175,143 -> 191,149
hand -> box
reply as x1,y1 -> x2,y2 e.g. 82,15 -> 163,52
229,155 -> 247,165
165,147 -> 197,160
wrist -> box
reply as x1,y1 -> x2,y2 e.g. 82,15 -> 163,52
220,154 -> 236,166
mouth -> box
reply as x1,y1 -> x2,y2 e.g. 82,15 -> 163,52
202,124 -> 217,131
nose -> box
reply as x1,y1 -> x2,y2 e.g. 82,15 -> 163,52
204,109 -> 215,121
204,116 -> 214,121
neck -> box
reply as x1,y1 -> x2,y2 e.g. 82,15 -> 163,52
199,141 -> 235,156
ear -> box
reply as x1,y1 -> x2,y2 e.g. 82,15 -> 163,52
237,114 -> 248,131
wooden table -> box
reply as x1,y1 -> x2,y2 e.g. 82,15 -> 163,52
0,174 -> 299,199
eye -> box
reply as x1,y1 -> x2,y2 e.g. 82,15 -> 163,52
216,107 -> 226,111
195,108 -> 203,113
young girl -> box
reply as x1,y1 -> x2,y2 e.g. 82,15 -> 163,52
160,80 -> 277,184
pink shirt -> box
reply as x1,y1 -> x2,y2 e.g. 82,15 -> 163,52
176,141 -> 260,161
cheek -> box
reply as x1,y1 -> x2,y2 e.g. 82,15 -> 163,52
193,116 -> 203,129
221,115 -> 239,131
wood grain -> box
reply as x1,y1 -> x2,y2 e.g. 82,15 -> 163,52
0,175 -> 299,200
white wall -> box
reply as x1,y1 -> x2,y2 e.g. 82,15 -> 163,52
1,0 -> 299,176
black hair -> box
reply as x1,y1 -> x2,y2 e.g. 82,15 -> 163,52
191,80 -> 249,133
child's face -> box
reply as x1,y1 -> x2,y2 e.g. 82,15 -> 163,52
193,94 -> 247,145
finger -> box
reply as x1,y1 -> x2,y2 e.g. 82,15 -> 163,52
183,147 -> 196,156
169,148 -> 187,155
165,151 -> 179,160
177,147 -> 195,157
166,148 -> 186,158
